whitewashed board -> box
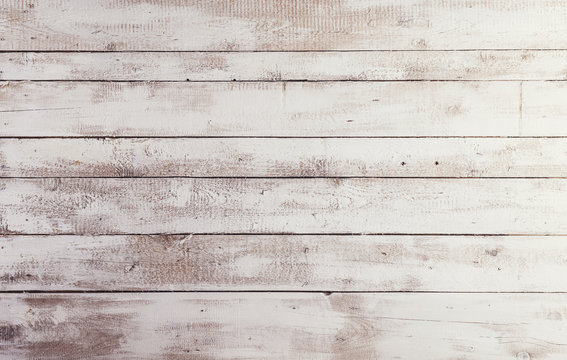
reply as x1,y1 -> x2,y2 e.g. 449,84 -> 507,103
1,178 -> 567,235
2,235 -> 567,292
3,0 -> 567,50
0,81 -> 521,137
3,51 -> 567,81
1,292 -> 565,359
1,138 -> 567,178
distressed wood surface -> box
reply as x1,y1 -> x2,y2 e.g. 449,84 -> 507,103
1,292 -> 565,359
3,0 -> 567,51
0,81 -> 521,137
2,137 -> 567,178
3,234 -> 567,292
4,1 -> 567,357
4,50 -> 567,81
2,178 -> 567,235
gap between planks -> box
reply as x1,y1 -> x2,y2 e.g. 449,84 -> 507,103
4,233 -> 567,236
5,177 -> 567,179
3,290 -> 567,294
6,136 -> 567,139
1,79 -> 567,82
8,49 -> 567,52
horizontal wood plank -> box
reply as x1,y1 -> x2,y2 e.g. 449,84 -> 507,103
1,178 -> 567,235
2,235 -> 567,292
2,137 -> 567,177
0,81 -> 520,137
3,51 -> 567,81
1,292 -> 565,359
3,0 -> 567,51
522,82 -> 567,136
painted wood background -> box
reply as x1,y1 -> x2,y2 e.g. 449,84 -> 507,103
1,1 -> 567,359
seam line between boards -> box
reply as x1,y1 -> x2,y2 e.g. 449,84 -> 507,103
2,136 -> 567,139
2,233 -> 567,237
0,79 -> 564,82
2,176 -> 567,179
0,290 -> 566,294
3,49 -> 567,53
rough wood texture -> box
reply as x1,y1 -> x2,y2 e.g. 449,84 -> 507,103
3,234 -> 567,292
2,178 -> 567,235
3,50 -> 567,81
1,292 -> 565,359
3,0 -> 567,51
0,81 -> 520,137
2,137 -> 567,178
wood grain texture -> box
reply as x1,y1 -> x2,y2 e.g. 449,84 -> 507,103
3,234 -> 567,292
2,137 -> 567,178
4,50 -> 567,81
3,0 -> 567,51
0,81 -> 520,137
2,178 -> 567,235
1,292 -> 566,359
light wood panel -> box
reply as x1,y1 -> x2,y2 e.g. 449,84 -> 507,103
2,234 -> 567,292
3,0 -> 567,51
1,178 -> 567,235
0,81 -> 520,137
2,137 -> 567,178
522,82 -> 567,136
1,292 -> 565,359
3,50 -> 567,81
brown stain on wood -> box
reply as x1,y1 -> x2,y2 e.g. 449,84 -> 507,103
185,53 -> 229,74
90,82 -> 125,104
8,234 -> 550,292
181,0 -> 430,50
328,294 -> 380,360
0,324 -> 22,342
12,296 -> 138,359
76,234 -> 317,288
0,271 -> 39,284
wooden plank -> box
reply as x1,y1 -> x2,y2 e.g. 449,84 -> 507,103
1,292 -> 565,359
1,178 -> 567,235
3,0 -> 567,51
3,234 -> 567,292
522,82 -> 567,136
3,51 -> 567,81
2,137 -> 567,178
0,81 -> 520,137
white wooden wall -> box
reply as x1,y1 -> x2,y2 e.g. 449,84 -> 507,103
1,1 -> 567,359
